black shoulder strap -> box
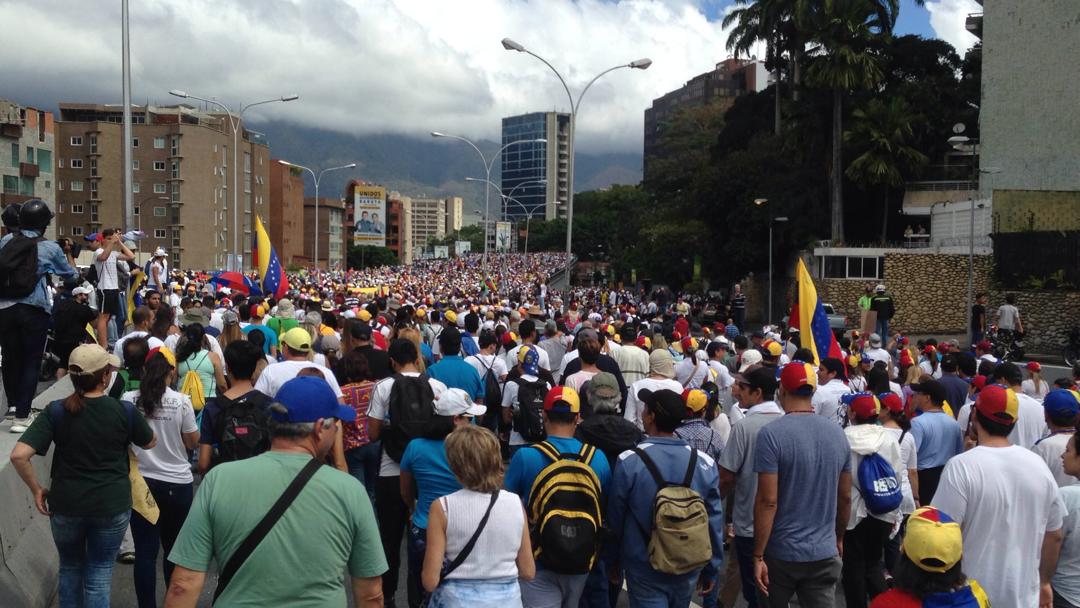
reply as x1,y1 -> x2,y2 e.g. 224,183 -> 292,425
630,447 -> 666,487
440,491 -> 500,581
681,448 -> 699,488
533,441 -> 560,463
899,429 -> 909,447
213,458 -> 322,603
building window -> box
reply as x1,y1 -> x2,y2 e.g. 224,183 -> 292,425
58,181 -> 63,191
57,203 -> 63,213
90,204 -> 99,222
153,161 -> 166,171
132,137 -> 139,148
170,136 -> 179,156
154,137 -> 166,149
2,175 -> 17,194
90,158 -> 98,177
9,143 -> 18,167
70,136 -> 83,146
90,181 -> 98,199
154,228 -> 167,238
154,207 -> 166,217
58,226 -> 64,236
37,149 -> 52,172
89,135 -> 97,154
154,183 -> 166,194
133,206 -> 139,216
171,160 -> 179,179
25,147 -> 34,164
58,158 -> 64,169
71,204 -> 84,214
70,180 -> 84,192
70,159 -> 83,169
132,182 -> 140,194
819,255 -> 883,280
71,226 -> 84,236
44,180 -> 50,189
133,159 -> 140,170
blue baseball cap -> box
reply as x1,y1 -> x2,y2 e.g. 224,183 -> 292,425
270,376 -> 357,424
518,345 -> 540,376
1044,389 -> 1080,420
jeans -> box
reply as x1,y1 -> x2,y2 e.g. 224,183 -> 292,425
732,536 -> 758,608
130,478 -> 194,608
918,466 -> 945,505
377,475 -> 408,606
520,566 -> 588,608
883,515 -> 908,575
757,556 -> 841,608
875,319 -> 889,342
624,574 -> 694,608
971,329 -> 984,349
345,441 -> 381,503
429,576 -> 521,608
842,517 -> 892,608
580,557 -> 611,608
51,511 -> 130,608
0,303 -> 50,418
407,524 -> 427,608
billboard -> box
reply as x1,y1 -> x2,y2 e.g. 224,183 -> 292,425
433,245 -> 449,259
455,240 -> 471,256
353,186 -> 387,247
495,221 -> 512,252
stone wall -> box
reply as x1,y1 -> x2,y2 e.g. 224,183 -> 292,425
987,289 -> 1080,355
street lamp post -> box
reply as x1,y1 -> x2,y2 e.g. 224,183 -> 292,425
465,177 -> 545,254
278,161 -> 356,269
431,133 -> 545,264
755,198 -> 788,325
169,90 -> 299,270
501,37 -> 651,255
502,198 -> 541,255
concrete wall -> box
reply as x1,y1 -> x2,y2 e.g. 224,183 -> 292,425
993,190 -> 1080,232
979,0 -> 1080,197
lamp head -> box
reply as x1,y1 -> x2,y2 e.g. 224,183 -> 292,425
431,131 -> 446,138
630,58 -> 653,69
169,90 -> 188,98
344,163 -> 357,169
534,138 -> 548,143
281,94 -> 300,102
754,198 -> 768,206
501,38 -> 526,52
775,217 -> 789,222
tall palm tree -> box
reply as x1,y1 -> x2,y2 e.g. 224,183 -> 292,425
804,0 -> 897,243
844,97 -> 929,243
723,0 -> 794,135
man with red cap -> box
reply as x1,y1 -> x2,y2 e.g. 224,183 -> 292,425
752,361 -> 851,607
932,384 -> 1065,607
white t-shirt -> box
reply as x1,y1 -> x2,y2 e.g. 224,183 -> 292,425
93,249 -> 121,290
864,347 -> 891,370
1022,378 -> 1050,401
932,445 -> 1065,608
368,372 -> 448,477
465,353 -> 508,383
707,360 -> 734,390
124,388 -> 199,484
563,370 -> 597,394
1054,485 -> 1080,605
501,374 -> 551,446
253,359 -> 343,399
884,426 -> 919,514
674,357 -> 708,389
554,348 -> 578,383
813,378 -> 853,426
113,330 -> 164,360
997,304 -> 1020,330
624,377 -> 683,430
148,260 -> 167,289
1009,391 -> 1050,448
918,360 -> 942,379
1032,432 -> 1079,488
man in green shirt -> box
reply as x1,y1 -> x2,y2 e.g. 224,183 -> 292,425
857,282 -> 873,311
165,376 -> 387,607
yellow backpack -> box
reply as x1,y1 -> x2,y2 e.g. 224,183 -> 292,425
179,352 -> 209,411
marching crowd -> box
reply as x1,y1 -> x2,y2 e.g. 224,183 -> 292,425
2,201 -> 1080,608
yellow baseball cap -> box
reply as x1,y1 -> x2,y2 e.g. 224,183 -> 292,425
682,389 -> 709,414
357,309 -> 372,322
282,328 -> 312,353
902,507 -> 964,573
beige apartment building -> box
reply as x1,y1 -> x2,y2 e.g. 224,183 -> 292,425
1,100 -> 56,239
409,197 -> 446,259
54,103 -> 269,270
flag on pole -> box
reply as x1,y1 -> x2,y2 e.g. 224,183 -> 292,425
253,215 -> 289,299
788,258 -> 843,365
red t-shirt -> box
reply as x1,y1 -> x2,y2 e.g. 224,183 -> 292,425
870,589 -> 921,608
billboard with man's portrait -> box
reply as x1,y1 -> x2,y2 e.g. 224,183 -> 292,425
353,186 -> 387,248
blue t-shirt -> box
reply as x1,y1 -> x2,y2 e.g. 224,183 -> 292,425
505,435 -> 612,504
426,355 -> 485,402
399,438 -> 461,529
753,413 -> 850,562
241,324 -> 279,355
910,410 -> 964,469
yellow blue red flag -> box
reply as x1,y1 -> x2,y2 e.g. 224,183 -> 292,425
788,258 -> 843,365
253,215 -> 288,299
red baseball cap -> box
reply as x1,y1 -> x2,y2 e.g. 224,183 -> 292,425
543,386 -> 581,414
878,392 -> 904,414
780,361 -> 817,394
844,393 -> 881,420
975,384 -> 1019,426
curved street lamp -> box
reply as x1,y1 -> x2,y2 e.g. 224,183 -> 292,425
278,160 -> 356,269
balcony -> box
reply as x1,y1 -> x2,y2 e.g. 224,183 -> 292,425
966,13 -> 983,39
19,162 -> 39,178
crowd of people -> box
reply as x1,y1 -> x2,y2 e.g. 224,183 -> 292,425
3,201 -> 1080,608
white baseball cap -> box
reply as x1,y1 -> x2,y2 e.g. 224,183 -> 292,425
434,388 -> 487,418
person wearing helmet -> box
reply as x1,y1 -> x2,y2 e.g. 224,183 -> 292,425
0,199 -> 78,432
1,202 -> 22,236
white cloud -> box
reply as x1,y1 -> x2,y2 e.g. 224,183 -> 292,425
925,0 -> 980,53
0,0 -> 758,154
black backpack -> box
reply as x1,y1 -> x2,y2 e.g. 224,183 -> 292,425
383,373 -> 436,462
0,233 -> 41,299
476,356 -> 503,432
214,392 -> 272,464
527,441 -> 603,575
513,377 -> 548,443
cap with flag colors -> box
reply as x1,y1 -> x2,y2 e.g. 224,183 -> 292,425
788,258 -> 843,365
253,215 -> 289,299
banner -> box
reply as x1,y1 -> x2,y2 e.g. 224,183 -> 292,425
353,186 -> 387,247
495,221 -> 512,252
455,240 -> 471,256
434,245 -> 449,259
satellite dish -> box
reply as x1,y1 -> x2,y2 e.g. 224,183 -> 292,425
952,123 -> 966,134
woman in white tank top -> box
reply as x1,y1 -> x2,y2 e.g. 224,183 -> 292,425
423,425 -> 534,607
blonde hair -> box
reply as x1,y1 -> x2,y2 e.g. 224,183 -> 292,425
444,425 -> 503,493
651,335 -> 668,353
904,363 -> 922,386
397,327 -> 426,372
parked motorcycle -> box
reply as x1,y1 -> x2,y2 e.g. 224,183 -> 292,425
988,325 -> 1025,362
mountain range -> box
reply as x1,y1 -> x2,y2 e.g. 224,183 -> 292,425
256,121 -> 643,217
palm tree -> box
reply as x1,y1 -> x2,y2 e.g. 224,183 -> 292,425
804,0 -> 897,243
723,0 -> 794,135
844,97 -> 929,243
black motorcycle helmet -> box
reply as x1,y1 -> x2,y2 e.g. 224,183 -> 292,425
1,203 -> 22,230
19,198 -> 53,232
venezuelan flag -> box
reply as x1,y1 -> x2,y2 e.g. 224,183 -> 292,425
788,258 -> 843,365
253,215 -> 289,299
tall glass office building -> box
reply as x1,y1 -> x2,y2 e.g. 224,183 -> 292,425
500,111 -> 570,222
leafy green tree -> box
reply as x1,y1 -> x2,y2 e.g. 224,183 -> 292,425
844,97 -> 929,243
347,245 -> 398,269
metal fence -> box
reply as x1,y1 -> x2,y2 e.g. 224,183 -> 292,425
992,231 -> 1080,288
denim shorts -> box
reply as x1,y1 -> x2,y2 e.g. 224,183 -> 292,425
429,576 -> 521,608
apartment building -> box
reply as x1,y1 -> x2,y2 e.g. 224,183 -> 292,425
0,99 -> 56,239
303,196 -> 345,270
268,159 -> 305,265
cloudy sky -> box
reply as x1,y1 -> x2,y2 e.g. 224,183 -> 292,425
2,0 -> 979,154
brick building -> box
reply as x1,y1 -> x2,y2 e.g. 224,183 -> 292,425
268,160 -> 305,265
